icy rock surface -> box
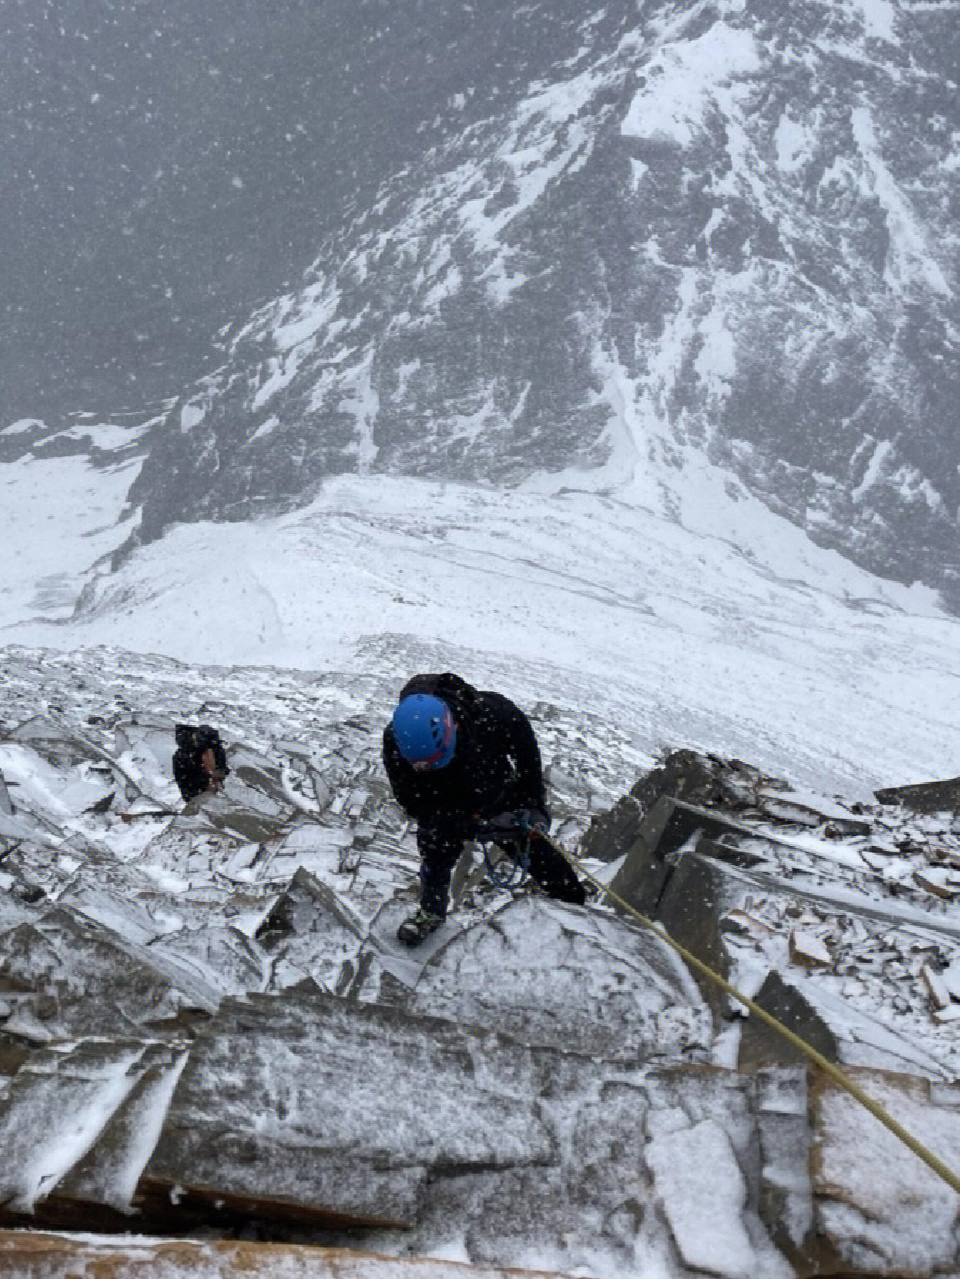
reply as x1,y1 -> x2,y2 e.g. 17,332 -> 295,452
142,990 -> 557,1228
646,1118 -> 770,1279
812,1071 -> 960,1275
4,649 -> 960,1273
410,896 -> 711,1061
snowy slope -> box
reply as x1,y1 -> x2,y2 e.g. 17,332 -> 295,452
4,463 -> 960,801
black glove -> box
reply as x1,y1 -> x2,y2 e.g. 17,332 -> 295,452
478,810 -> 549,841
484,811 -> 525,836
516,808 -> 549,834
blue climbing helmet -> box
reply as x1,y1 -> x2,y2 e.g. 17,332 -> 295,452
391,694 -> 457,770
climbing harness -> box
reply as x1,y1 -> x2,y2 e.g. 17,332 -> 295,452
472,817 -> 532,889
553,838 -> 960,1198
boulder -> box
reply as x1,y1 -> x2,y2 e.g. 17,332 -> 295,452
0,1038 -> 171,1215
139,989 -> 556,1229
255,865 -> 367,995
579,748 -> 722,864
810,1068 -> 960,1276
738,971 -> 839,1073
609,809 -> 733,1020
410,897 -> 711,1062
0,908 -> 218,1041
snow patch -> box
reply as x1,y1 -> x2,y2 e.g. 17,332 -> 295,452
848,0 -> 899,41
0,452 -> 138,621
179,401 -> 206,433
56,421 -> 149,451
628,157 -> 649,192
852,438 -> 893,501
249,415 -> 280,443
621,25 -> 760,148
0,418 -> 44,437
340,349 -> 380,473
775,114 -> 817,173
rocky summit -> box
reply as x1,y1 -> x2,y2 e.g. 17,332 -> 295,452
2,644 -> 960,1276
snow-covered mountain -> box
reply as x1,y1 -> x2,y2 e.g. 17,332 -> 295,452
3,0 -> 958,604
107,0 -> 959,605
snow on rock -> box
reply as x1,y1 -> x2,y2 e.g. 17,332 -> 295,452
140,989 -> 558,1229
0,1039 -> 149,1212
646,1118 -> 771,1279
410,896 -> 711,1061
0,910 -> 216,1041
788,930 -> 833,969
56,1045 -> 190,1214
5,655 -> 960,1271
811,1069 -> 960,1275
585,747 -> 960,1082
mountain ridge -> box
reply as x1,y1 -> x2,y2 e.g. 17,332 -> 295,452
99,0 -> 960,606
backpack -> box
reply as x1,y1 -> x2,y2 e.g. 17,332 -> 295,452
173,723 -> 229,800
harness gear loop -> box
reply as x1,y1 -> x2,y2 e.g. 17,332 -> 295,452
478,830 -> 531,888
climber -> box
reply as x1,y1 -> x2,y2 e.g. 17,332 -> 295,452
382,672 -> 587,946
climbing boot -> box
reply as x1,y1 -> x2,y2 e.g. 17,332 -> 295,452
397,907 -> 444,947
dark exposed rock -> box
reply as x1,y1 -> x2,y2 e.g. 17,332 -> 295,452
632,749 -> 727,813
255,866 -> 366,995
608,800 -> 733,1020
738,971 -> 839,1073
875,776 -> 960,816
256,867 -> 364,946
580,748 -> 722,863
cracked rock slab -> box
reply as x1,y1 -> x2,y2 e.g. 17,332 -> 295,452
810,1068 -> 960,1276
410,897 -> 711,1062
140,989 -> 555,1228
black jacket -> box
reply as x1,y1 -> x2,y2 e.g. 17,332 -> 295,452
382,672 -> 548,826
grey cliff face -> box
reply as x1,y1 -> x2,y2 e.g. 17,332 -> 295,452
4,1 -> 960,603
2,0 -> 602,416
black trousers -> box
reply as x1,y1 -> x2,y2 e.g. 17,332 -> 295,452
417,815 -> 585,916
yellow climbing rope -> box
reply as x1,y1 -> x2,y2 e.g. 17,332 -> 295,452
556,841 -> 960,1197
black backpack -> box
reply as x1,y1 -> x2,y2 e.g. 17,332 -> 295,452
173,723 -> 229,800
